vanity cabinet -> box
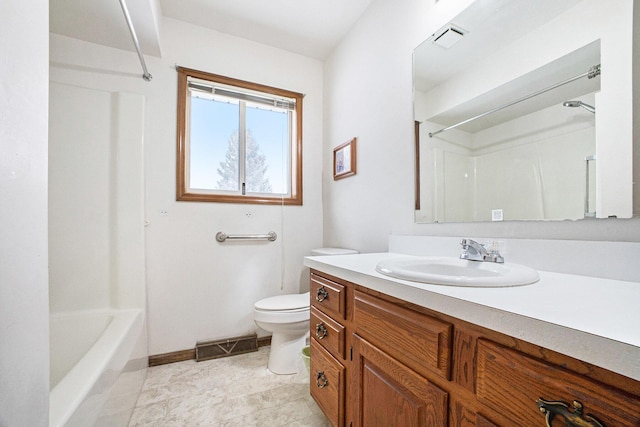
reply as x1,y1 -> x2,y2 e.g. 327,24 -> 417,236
309,269 -> 640,427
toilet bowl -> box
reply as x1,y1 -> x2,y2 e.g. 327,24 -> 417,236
254,292 -> 310,374
254,247 -> 357,374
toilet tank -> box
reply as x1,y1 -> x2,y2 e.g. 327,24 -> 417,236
310,248 -> 358,256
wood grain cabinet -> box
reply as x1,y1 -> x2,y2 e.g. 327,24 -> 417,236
476,340 -> 640,426
310,272 -> 348,426
309,270 -> 640,427
351,334 -> 449,426
310,339 -> 345,427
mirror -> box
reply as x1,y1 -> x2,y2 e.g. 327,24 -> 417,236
414,0 -> 635,223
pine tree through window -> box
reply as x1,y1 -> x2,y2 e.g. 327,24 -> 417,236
176,67 -> 303,205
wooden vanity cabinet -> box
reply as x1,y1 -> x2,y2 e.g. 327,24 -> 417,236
309,270 -> 640,427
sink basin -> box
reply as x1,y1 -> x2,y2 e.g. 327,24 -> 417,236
375,256 -> 539,287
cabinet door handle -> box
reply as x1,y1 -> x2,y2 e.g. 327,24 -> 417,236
316,286 -> 329,302
316,323 -> 328,340
316,371 -> 329,388
537,398 -> 605,427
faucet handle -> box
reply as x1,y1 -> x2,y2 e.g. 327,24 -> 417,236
483,241 -> 504,263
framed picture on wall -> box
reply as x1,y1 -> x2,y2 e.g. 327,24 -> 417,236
333,137 -> 357,180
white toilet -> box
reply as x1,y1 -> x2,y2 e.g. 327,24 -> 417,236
253,247 -> 357,374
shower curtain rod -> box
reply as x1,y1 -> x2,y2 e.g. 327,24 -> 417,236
428,63 -> 600,138
118,0 -> 152,82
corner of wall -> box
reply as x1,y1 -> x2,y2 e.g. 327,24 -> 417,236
633,0 -> 640,216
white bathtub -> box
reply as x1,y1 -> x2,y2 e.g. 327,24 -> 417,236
50,309 -> 147,427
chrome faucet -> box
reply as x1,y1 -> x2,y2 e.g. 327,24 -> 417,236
459,239 -> 504,263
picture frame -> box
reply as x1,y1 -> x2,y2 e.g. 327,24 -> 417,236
333,137 -> 357,180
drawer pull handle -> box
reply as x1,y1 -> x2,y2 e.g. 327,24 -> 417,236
537,398 -> 605,427
316,371 -> 329,388
316,323 -> 328,339
316,286 -> 329,302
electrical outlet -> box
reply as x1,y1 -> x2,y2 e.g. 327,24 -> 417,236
491,209 -> 503,221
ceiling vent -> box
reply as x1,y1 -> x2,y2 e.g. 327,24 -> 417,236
432,25 -> 465,49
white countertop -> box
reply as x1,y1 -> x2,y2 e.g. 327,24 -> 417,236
304,252 -> 640,381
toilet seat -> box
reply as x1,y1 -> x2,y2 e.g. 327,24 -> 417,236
254,292 -> 309,311
254,292 -> 310,324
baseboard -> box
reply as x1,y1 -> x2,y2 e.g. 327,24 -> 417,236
149,349 -> 196,367
148,336 -> 272,367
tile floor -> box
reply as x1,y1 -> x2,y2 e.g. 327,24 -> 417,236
128,346 -> 331,426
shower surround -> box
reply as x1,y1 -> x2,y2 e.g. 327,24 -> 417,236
48,82 -> 148,426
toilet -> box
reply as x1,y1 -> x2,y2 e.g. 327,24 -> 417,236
254,247 -> 357,374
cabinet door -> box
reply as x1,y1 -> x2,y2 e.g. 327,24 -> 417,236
475,414 -> 500,427
351,334 -> 449,427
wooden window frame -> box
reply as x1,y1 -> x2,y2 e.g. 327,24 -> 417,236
176,67 -> 303,205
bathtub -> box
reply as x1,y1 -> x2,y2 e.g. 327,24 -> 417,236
50,309 -> 147,427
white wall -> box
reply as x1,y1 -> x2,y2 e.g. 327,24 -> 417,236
0,0 -> 50,425
324,0 -> 640,250
51,17 -> 324,355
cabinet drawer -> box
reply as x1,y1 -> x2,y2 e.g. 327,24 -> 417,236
310,339 -> 345,427
353,290 -> 452,380
310,273 -> 345,319
311,306 -> 345,359
476,339 -> 640,426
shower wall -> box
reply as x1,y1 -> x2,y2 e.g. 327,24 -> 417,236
48,82 -> 146,312
421,97 -> 596,222
472,98 -> 596,222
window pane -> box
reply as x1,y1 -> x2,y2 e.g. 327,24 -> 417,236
245,104 -> 290,194
189,96 -> 240,191
177,67 -> 303,205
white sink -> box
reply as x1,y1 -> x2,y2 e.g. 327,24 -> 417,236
375,256 -> 539,287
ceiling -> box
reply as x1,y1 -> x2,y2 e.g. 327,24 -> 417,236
49,0 -> 375,60
413,0 -> 599,133
413,0 -> 583,93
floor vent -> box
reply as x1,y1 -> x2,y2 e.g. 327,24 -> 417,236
195,333 -> 258,362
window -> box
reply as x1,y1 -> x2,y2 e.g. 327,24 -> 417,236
176,67 -> 303,205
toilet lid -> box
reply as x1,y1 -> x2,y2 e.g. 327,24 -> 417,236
255,293 -> 309,311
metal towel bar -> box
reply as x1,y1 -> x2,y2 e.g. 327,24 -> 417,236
215,231 -> 277,243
